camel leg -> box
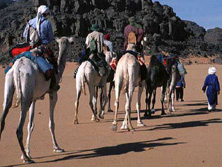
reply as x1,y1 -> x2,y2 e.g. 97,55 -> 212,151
168,83 -> 176,112
145,88 -> 152,117
151,89 -> 156,114
161,86 -> 166,115
107,81 -> 114,112
120,91 -> 130,130
22,101 -> 36,160
17,101 -> 34,163
111,79 -> 122,131
99,85 -> 108,119
99,88 -> 103,116
74,84 -> 81,124
171,91 -> 176,112
17,79 -> 34,163
168,90 -> 172,112
0,73 -> 15,140
136,85 -> 145,127
126,84 -> 135,131
49,92 -> 64,153
89,86 -> 99,122
144,87 -> 149,117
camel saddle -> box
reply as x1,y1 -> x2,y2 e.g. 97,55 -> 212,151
128,31 -> 137,44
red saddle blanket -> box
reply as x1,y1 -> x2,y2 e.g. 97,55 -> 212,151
109,57 -> 117,71
9,43 -> 32,58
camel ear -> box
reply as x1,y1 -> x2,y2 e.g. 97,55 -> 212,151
68,37 -> 74,43
143,37 -> 147,42
55,37 -> 60,43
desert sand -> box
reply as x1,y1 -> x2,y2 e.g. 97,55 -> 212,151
0,62 -> 222,167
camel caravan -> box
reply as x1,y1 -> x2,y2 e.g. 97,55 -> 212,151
0,6 -> 187,163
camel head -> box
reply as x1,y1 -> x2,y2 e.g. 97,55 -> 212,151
55,36 -> 74,79
126,43 -> 136,51
142,36 -> 152,56
55,36 -> 74,58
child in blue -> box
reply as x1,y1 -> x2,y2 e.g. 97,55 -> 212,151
202,67 -> 220,111
176,75 -> 186,101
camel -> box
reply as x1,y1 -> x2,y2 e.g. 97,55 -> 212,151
165,57 -> 181,112
73,53 -> 110,124
103,49 -> 117,113
0,36 -> 73,163
111,43 -> 145,132
144,55 -> 169,117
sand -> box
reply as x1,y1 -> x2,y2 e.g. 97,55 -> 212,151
0,62 -> 222,167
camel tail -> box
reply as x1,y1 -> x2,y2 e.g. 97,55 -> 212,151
13,68 -> 21,108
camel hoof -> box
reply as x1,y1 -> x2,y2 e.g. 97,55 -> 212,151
130,128 -> 135,132
144,112 -> 148,117
111,124 -> 117,131
99,111 -> 104,119
107,109 -> 113,112
151,109 -> 155,114
92,117 -> 100,122
54,148 -> 65,153
21,154 -> 32,160
99,114 -> 104,119
74,119 -> 79,124
23,158 -> 35,164
137,122 -> 145,127
161,112 -> 166,115
120,125 -> 128,130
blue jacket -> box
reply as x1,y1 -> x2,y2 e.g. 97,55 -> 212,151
176,75 -> 186,88
202,74 -> 220,105
23,16 -> 54,45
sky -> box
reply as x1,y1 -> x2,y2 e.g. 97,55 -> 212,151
156,0 -> 222,30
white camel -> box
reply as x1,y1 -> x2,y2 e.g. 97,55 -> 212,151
74,54 -> 110,124
0,36 -> 73,163
111,43 -> 145,132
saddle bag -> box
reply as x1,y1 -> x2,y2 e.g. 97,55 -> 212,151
177,62 -> 187,75
128,31 -> 137,44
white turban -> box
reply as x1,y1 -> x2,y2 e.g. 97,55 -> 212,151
36,5 -> 49,35
208,67 -> 217,74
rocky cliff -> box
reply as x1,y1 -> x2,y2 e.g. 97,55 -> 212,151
0,0 -> 221,64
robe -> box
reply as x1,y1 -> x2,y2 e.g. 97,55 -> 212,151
202,74 -> 220,105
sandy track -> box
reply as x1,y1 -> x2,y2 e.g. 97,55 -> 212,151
0,62 -> 222,167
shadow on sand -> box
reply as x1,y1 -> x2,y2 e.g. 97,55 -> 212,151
147,118 -> 222,131
2,137 -> 185,167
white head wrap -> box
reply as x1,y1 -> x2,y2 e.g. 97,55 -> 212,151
208,67 -> 217,74
36,5 -> 49,35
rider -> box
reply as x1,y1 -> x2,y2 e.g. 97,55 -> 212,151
74,24 -> 107,78
103,33 -> 113,52
85,24 -> 108,76
124,17 -> 144,52
23,5 -> 54,47
23,5 -> 59,91
123,17 -> 146,80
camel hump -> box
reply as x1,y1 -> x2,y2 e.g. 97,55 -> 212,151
128,31 -> 137,44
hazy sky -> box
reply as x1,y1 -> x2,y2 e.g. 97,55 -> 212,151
156,0 -> 222,30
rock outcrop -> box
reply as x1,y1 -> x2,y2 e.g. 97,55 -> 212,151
0,0 -> 221,64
